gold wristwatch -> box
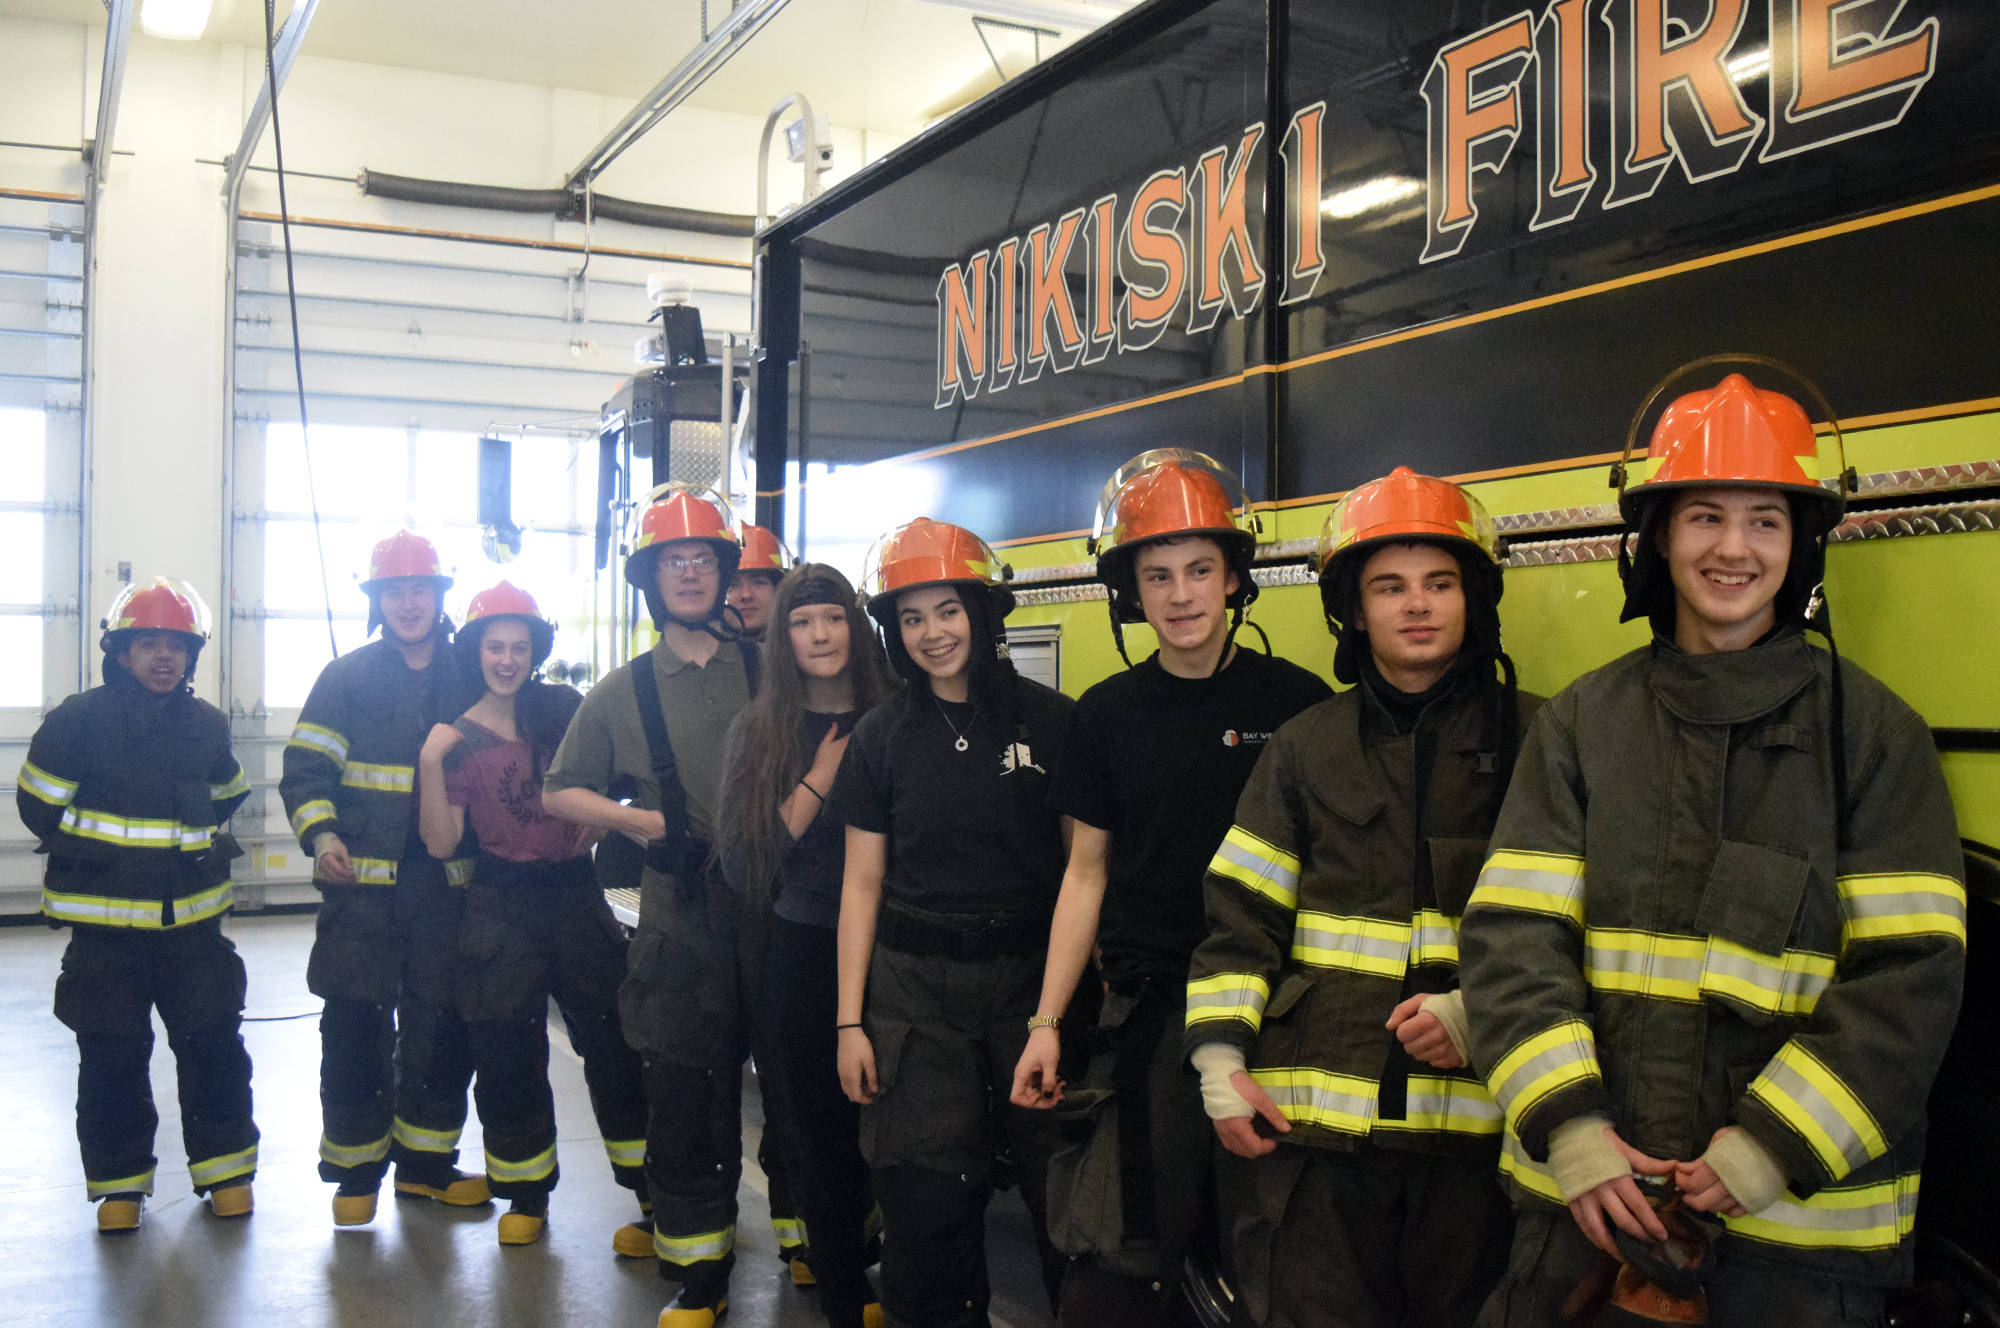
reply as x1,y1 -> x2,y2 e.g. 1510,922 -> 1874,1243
1026,1014 -> 1062,1031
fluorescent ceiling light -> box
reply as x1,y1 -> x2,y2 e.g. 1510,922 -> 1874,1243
1727,47 -> 1771,83
1321,175 -> 1423,219
140,0 -> 214,40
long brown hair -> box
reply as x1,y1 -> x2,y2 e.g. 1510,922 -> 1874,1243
718,563 -> 894,911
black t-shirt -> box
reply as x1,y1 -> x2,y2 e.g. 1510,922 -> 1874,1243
773,708 -> 864,931
1048,648 -> 1332,985
830,678 -> 1075,919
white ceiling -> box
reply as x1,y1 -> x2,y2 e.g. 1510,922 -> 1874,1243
0,0 -> 1132,136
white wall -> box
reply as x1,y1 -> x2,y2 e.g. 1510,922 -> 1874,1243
0,14 -> 908,705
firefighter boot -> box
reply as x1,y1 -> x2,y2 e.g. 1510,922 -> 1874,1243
394,1165 -> 492,1207
208,1182 -> 254,1219
658,1279 -> 729,1328
96,1194 -> 143,1234
614,1200 -> 656,1258
498,1198 -> 548,1246
789,1253 -> 816,1287
332,1182 -> 379,1227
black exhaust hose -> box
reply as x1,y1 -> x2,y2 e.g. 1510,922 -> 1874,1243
357,169 -> 754,238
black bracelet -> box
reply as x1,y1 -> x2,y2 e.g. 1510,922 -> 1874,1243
798,779 -> 825,803
836,1022 -> 862,1030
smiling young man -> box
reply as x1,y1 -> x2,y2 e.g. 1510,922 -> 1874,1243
18,580 -> 257,1233
1008,452 -> 1328,1326
1460,373 -> 1965,1327
1183,468 -> 1538,1328
281,530 -> 487,1226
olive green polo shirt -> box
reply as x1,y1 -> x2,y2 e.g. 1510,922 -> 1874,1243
542,635 -> 751,840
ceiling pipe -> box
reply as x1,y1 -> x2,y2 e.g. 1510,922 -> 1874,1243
565,0 -> 794,192
84,0 -> 137,184
355,169 -> 756,237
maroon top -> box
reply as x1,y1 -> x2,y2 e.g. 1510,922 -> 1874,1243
443,720 -> 582,865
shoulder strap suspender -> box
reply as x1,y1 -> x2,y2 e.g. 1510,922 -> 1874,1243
628,650 -> 691,841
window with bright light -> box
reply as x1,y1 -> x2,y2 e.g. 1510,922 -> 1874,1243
0,409 -> 46,707
261,424 -> 602,708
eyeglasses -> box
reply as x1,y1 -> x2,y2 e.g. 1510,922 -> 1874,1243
661,554 -> 720,575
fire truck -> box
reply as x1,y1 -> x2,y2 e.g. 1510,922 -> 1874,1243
714,0 -> 2000,1318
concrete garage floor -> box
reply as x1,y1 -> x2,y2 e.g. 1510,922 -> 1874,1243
0,911 -> 1057,1328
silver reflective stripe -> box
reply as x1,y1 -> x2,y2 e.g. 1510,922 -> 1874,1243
87,1168 -> 157,1198
189,1144 -> 258,1188
392,1117 -> 463,1154
1291,912 -> 1410,978
485,1146 -> 555,1183
654,1226 -> 735,1263
319,1131 -> 392,1168
18,759 -> 78,806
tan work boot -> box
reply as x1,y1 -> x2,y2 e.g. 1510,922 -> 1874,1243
788,1255 -> 816,1287
613,1218 -> 655,1258
208,1183 -> 254,1219
497,1201 -> 547,1246
96,1196 -> 144,1234
657,1288 -> 728,1328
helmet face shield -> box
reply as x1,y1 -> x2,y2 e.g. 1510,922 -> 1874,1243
625,482 -> 745,626
1090,448 -> 1254,559
1616,355 -> 1850,535
1314,466 -> 1500,581
737,523 -> 795,577
860,518 -> 1011,611
359,529 -> 452,595
102,577 -> 213,641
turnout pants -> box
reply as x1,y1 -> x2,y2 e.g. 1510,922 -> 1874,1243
1052,982 -> 1213,1328
307,857 -> 475,1188
761,914 -> 880,1328
457,862 -> 649,1203
862,943 -> 1066,1328
622,858 -> 805,1295
1219,1141 -> 1510,1328
1474,1208 -> 1891,1328
53,920 -> 258,1200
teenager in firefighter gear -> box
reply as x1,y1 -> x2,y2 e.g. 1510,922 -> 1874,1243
1183,468 -> 1538,1328
280,530 -> 486,1227
541,484 -> 796,1328
1459,364 -> 1965,1328
416,581 -> 649,1247
18,579 -> 258,1233
717,563 -> 897,1328
1008,451 -> 1329,1327
830,517 -> 1078,1328
726,523 -> 792,639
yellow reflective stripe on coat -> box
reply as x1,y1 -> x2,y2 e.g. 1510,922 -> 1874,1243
1837,872 -> 1967,949
1410,908 -> 1460,967
1291,911 -> 1410,980
1489,1019 -> 1602,1132
59,805 -> 213,851
1249,1065 -> 1377,1135
1374,1074 -> 1501,1136
1499,1131 -> 1565,1203
393,1117 -> 464,1154
1469,850 -> 1586,926
1209,825 -> 1301,911
340,761 -> 415,794
319,1131 -> 392,1168
18,758 -> 79,807
1185,971 -> 1270,1033
208,765 -> 251,802
602,1137 -> 645,1170
1725,1171 -> 1920,1251
1583,928 -> 1833,1018
349,857 -> 399,884
42,881 -> 232,929
1747,1042 -> 1887,1178
290,798 -> 338,839
287,721 -> 350,765
189,1144 -> 258,1189
485,1145 -> 556,1184
87,1168 -> 157,1199
655,1225 -> 735,1264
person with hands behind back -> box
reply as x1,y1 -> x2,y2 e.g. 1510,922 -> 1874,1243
1008,451 -> 1328,1327
829,518 -> 1077,1328
717,564 -> 896,1328
1183,468 -> 1538,1328
416,581 -> 648,1248
1459,363 -> 1965,1328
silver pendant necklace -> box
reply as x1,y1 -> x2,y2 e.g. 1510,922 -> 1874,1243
935,696 -> 978,752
